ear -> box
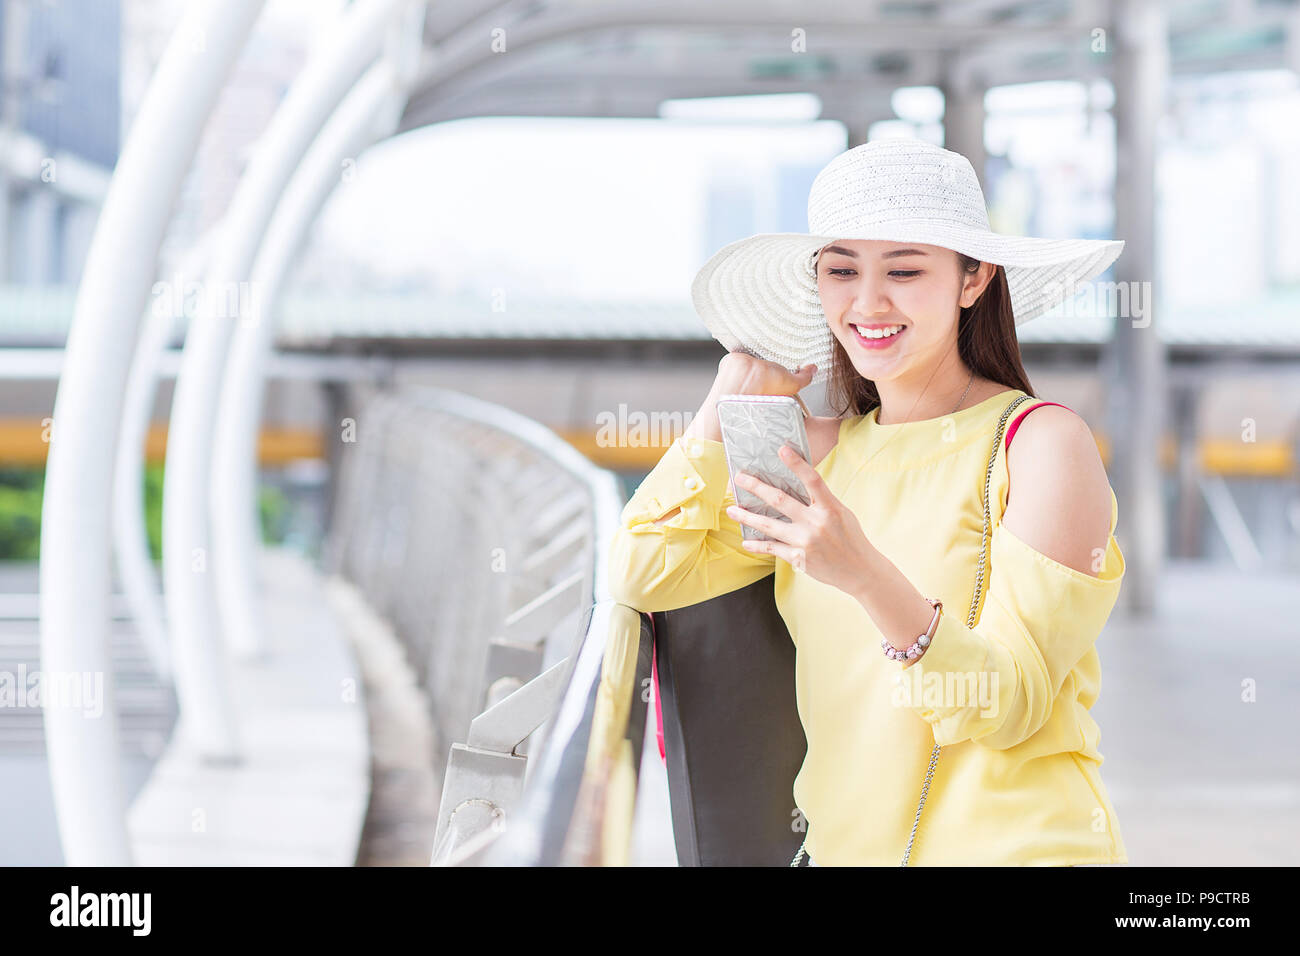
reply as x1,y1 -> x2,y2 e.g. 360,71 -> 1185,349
959,261 -> 998,309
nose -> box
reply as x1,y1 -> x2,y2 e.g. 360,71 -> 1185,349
849,273 -> 893,318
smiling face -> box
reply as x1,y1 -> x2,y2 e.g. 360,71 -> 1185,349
815,239 -> 996,385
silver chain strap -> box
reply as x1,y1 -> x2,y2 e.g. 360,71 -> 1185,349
793,393 -> 1033,867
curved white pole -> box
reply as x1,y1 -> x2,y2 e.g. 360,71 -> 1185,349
112,238 -> 216,684
111,303 -> 177,683
211,63 -> 410,659
38,0 -> 264,866
212,4 -> 426,661
161,0 -> 413,758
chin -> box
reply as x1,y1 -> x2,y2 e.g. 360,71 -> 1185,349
837,341 -> 903,381
851,359 -> 894,382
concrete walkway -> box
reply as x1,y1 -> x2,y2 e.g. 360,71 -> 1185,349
1082,559 -> 1300,866
0,566 -> 175,865
126,549 -> 370,865
327,576 -> 443,866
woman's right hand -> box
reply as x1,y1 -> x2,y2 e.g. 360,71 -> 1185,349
653,353 -> 817,525
680,351 -> 817,445
712,351 -> 817,399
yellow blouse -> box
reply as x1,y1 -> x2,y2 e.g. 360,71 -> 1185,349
606,387 -> 1129,866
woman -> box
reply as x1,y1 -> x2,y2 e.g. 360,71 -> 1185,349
607,138 -> 1129,866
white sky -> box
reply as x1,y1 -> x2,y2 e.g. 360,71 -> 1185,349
310,117 -> 846,300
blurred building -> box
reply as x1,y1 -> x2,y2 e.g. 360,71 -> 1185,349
121,0 -> 313,272
0,0 -> 119,285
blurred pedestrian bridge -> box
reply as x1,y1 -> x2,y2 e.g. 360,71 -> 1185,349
5,0 -> 1300,866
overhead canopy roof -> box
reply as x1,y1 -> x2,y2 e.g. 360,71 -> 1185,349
7,1 -> 1297,352
398,0 -> 1300,129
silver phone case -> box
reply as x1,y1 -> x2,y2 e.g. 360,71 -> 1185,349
715,394 -> 812,542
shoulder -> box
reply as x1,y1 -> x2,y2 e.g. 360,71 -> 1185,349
1003,404 -> 1112,577
1005,403 -> 1100,472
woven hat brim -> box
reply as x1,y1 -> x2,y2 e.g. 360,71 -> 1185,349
691,228 -> 1125,387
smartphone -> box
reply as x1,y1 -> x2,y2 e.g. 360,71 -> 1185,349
715,394 -> 812,542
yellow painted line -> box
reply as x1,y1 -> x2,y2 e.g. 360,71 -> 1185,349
0,420 -> 55,466
3,419 -> 1291,477
1199,439 -> 1294,476
0,419 -> 325,467
559,429 -> 1294,478
560,432 -> 677,470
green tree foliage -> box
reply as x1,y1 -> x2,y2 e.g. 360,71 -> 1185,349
0,465 -> 291,561
0,469 -> 43,561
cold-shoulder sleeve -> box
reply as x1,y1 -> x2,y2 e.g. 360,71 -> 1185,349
898,486 -> 1125,750
606,434 -> 776,612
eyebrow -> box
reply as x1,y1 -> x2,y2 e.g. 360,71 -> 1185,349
820,245 -> 930,259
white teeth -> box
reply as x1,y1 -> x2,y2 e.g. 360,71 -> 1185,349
853,324 -> 904,339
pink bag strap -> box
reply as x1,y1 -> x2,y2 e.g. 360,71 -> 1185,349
651,616 -> 666,763
1004,400 -> 1072,451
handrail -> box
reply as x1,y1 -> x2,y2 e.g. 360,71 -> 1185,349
556,602 -> 654,866
471,599 -> 655,867
325,384 -> 662,866
398,384 -> 626,605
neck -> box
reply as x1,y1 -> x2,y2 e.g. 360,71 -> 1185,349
874,364 -> 983,425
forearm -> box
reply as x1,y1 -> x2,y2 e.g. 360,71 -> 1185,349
608,432 -> 776,609
681,385 -> 724,443
843,521 -> 1126,750
850,545 -> 940,663
649,393 -> 725,525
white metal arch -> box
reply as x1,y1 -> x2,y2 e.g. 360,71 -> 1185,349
210,8 -> 425,661
112,238 -> 217,687
160,0 -> 417,760
38,0 -> 265,866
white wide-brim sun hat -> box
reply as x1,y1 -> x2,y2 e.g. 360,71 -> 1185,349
690,137 -> 1124,387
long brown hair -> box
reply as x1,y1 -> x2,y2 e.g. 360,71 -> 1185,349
825,253 -> 1036,417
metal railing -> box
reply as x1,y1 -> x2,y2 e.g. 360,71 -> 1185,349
476,600 -> 656,866
323,383 -> 658,865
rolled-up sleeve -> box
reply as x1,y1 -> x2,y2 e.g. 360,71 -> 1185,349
899,487 -> 1125,750
606,435 -> 776,612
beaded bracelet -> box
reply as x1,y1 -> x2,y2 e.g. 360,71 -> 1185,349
881,597 -> 942,662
